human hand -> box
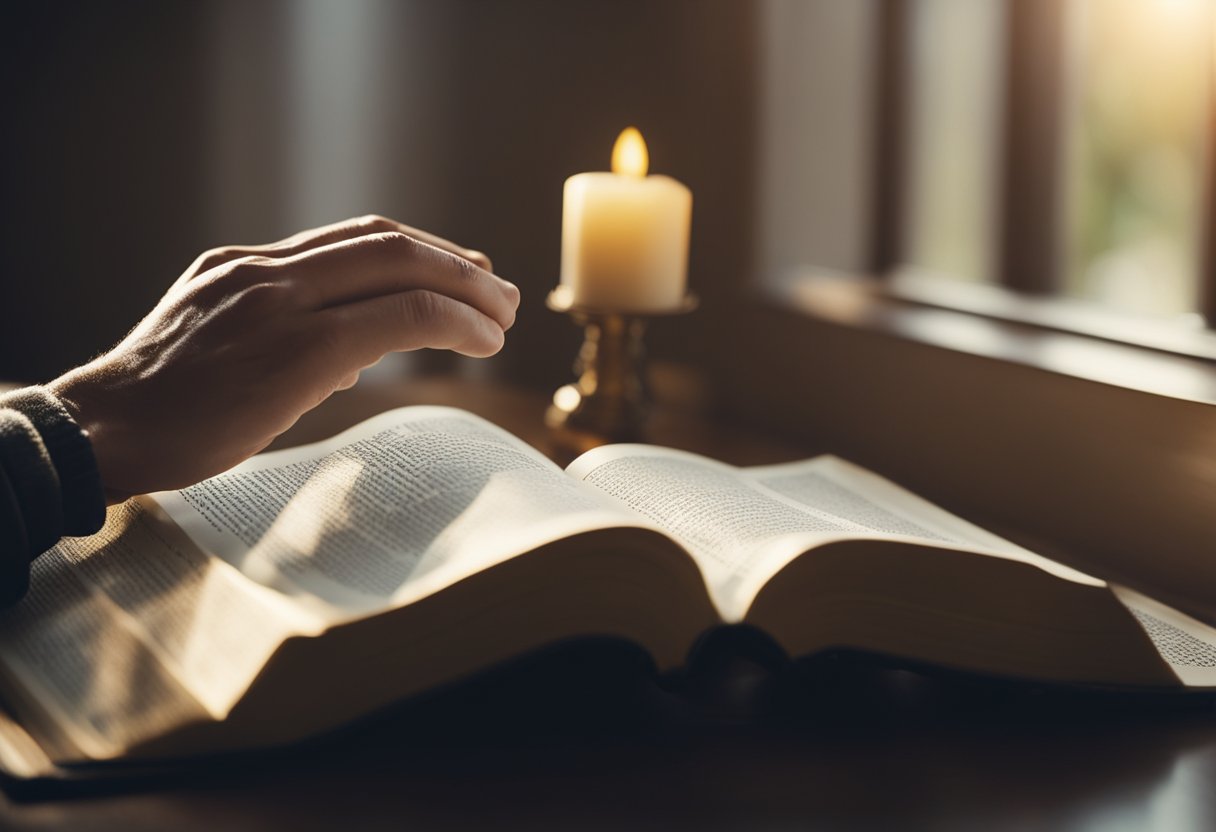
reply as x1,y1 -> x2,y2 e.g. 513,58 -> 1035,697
48,215 -> 520,503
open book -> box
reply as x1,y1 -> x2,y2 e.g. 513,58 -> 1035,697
1,406 -> 1213,778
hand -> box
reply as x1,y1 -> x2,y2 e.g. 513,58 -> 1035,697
48,215 -> 520,503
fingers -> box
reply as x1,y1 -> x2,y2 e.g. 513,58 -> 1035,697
317,216 -> 493,272
181,214 -> 493,283
318,290 -> 507,367
335,370 -> 361,391
260,231 -> 519,331
385,223 -> 493,273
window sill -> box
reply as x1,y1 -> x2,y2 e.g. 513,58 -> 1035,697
765,269 -> 1216,404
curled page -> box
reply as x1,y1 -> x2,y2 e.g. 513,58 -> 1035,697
568,445 -> 1104,620
153,407 -> 654,617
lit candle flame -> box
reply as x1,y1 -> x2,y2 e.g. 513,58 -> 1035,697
611,127 -> 649,178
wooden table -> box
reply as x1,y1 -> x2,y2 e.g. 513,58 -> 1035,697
2,375 -> 1213,830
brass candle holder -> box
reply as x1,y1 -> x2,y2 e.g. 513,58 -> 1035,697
545,285 -> 697,452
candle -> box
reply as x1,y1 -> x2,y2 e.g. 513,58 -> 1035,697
560,127 -> 692,311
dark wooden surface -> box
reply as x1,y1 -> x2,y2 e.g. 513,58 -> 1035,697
2,375 -> 1214,830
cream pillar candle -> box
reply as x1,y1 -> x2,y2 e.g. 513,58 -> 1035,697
560,127 -> 692,311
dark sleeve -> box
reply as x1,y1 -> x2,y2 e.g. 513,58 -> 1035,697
0,464 -> 31,604
0,387 -> 106,609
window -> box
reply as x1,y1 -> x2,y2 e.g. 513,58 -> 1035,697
1062,0 -> 1212,317
887,0 -> 1216,334
902,0 -> 1003,286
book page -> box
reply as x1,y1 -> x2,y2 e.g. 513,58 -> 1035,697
152,407 -> 654,617
746,456 -> 1098,585
1113,586 -> 1216,688
568,446 -> 1102,620
0,500 -> 317,757
567,446 -> 867,617
749,457 -> 987,545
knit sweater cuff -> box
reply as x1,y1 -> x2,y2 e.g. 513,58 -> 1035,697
0,463 -> 32,607
0,408 -> 63,558
0,387 -> 106,536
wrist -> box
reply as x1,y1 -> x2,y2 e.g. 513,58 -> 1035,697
46,371 -> 131,507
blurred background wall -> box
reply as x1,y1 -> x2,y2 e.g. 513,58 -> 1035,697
7,0 -> 1207,387
0,0 -> 769,387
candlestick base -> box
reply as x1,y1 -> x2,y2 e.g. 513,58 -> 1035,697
545,288 -> 697,452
